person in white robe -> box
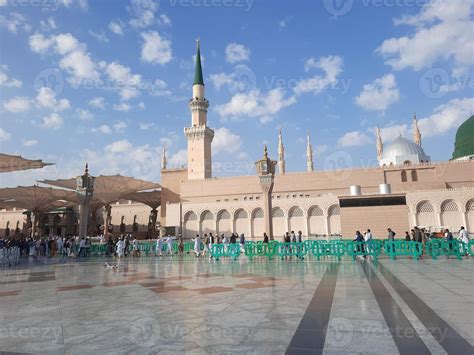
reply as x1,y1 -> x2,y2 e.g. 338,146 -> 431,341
192,235 -> 201,257
155,236 -> 163,256
166,235 -> 175,255
458,226 -> 470,256
116,238 -> 125,258
222,234 -> 228,253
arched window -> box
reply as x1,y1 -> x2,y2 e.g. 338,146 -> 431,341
252,208 -> 264,218
411,170 -> 418,182
308,206 -> 324,216
401,171 -> 407,182
288,207 -> 304,217
217,210 -> 230,220
184,211 -> 197,222
200,210 -> 214,221
403,160 -> 412,165
272,207 -> 284,217
234,209 -> 248,220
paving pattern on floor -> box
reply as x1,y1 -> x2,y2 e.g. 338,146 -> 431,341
0,255 -> 472,354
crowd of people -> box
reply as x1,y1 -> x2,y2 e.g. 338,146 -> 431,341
0,226 -> 471,264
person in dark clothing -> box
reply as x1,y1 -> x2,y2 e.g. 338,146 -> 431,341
263,233 -> 269,243
353,231 -> 366,258
405,231 -> 411,241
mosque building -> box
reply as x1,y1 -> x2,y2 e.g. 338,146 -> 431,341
1,44 -> 473,239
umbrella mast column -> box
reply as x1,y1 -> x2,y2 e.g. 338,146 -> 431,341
76,164 -> 95,239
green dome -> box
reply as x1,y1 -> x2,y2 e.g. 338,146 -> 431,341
452,115 -> 474,160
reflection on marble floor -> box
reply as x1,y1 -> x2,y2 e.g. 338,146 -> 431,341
0,256 -> 473,355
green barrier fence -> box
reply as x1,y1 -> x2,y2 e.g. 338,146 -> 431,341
425,239 -> 463,260
210,243 -> 241,261
308,241 -> 345,260
468,240 -> 474,257
346,241 -> 382,260
244,241 -> 278,259
277,242 -> 306,260
384,240 -> 422,260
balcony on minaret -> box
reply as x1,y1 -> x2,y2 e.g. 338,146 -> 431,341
188,96 -> 209,127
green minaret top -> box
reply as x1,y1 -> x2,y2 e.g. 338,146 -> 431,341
193,39 -> 204,86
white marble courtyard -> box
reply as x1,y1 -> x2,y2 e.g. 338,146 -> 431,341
0,256 -> 473,354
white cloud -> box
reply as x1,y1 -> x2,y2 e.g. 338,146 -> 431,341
0,12 -> 31,34
42,113 -> 63,130
54,33 -> 80,54
209,64 -> 256,94
209,72 -> 233,90
59,0 -> 88,9
28,33 -> 53,53
294,55 -> 343,96
40,18 -> 57,31
225,43 -> 251,63
159,131 -> 178,148
88,97 -> 105,109
139,122 -> 154,130
158,14 -> 171,26
105,61 -> 142,100
416,97 -> 474,138
377,1 -> 473,75
92,124 -> 112,134
109,20 -> 124,35
355,74 -> 400,112
0,65 -> 22,88
29,33 -> 100,84
3,96 -> 30,113
22,139 -> 38,147
141,31 -> 172,65
337,131 -> 372,148
35,87 -> 71,111
0,0 -> 7,6
60,49 -> 99,84
168,149 -> 187,168
113,121 -> 127,133
89,30 -> 109,43
0,128 -> 11,141
76,108 -> 93,121
215,88 -> 296,123
113,102 -> 132,112
105,139 -> 133,153
213,127 -> 242,154
129,0 -> 159,28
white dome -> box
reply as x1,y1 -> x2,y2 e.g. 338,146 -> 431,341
379,136 -> 430,166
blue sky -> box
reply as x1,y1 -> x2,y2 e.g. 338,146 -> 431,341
0,0 -> 472,186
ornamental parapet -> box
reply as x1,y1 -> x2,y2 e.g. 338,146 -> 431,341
184,125 -> 215,140
188,98 -> 209,112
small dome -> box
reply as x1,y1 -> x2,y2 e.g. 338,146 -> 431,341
452,116 -> 474,160
380,136 -> 430,166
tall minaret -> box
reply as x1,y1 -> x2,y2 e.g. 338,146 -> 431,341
184,39 -> 214,180
277,129 -> 285,175
306,132 -> 314,172
376,126 -> 383,161
161,145 -> 167,171
413,112 -> 422,146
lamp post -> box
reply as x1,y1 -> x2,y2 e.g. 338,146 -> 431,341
255,145 -> 277,240
76,163 -> 95,239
